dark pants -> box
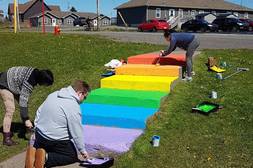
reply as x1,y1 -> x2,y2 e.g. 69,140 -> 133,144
34,131 -> 79,168
186,37 -> 200,77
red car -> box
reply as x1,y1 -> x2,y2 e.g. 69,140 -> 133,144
138,19 -> 170,32
239,18 -> 253,31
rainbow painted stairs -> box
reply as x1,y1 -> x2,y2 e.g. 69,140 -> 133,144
81,52 -> 186,153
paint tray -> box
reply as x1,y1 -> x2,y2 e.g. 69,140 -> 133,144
80,157 -> 114,168
192,101 -> 219,114
101,71 -> 115,77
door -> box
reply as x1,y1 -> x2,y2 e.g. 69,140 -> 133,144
52,18 -> 56,26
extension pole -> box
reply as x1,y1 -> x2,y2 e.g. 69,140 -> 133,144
42,0 -> 45,33
96,0 -> 99,31
14,0 -> 17,33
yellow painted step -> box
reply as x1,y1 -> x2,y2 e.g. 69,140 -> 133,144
116,64 -> 182,77
101,75 -> 179,92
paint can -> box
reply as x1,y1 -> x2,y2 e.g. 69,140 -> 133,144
211,91 -> 218,99
216,73 -> 223,80
152,135 -> 160,147
221,61 -> 227,67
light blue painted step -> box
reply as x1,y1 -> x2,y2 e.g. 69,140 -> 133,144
81,103 -> 157,129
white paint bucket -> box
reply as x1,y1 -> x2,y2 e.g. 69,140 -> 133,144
152,135 -> 160,147
211,91 -> 217,99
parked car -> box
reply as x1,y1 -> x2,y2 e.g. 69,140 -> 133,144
212,18 -> 249,32
239,18 -> 253,31
138,19 -> 170,32
73,17 -> 87,27
181,19 -> 218,32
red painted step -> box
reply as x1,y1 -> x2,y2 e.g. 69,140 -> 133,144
127,52 -> 186,66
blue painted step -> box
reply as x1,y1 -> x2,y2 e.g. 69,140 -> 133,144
81,103 -> 157,129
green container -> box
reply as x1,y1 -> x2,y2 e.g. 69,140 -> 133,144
192,101 -> 219,114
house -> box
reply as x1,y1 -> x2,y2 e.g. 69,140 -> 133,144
8,0 -> 60,23
0,10 -> 4,23
195,13 -> 217,23
116,0 -> 253,27
30,11 -> 111,27
8,0 -> 110,27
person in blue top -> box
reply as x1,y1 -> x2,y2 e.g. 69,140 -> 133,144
160,30 -> 200,81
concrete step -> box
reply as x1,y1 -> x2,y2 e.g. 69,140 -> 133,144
127,52 -> 186,66
81,103 -> 157,129
85,88 -> 167,108
116,64 -> 182,77
101,75 -> 178,92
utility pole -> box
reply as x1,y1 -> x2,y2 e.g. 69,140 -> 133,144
14,0 -> 17,33
42,0 -> 45,33
96,0 -> 99,31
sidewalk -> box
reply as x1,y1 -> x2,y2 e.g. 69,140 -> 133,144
0,151 -> 80,168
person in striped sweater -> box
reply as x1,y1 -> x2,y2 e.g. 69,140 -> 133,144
0,67 -> 54,146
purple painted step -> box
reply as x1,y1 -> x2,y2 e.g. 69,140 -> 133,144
83,125 -> 143,153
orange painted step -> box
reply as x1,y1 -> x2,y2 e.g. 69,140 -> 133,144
116,64 -> 182,77
127,52 -> 186,66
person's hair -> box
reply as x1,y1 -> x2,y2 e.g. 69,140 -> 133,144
164,29 -> 177,38
72,80 -> 91,93
38,69 -> 54,86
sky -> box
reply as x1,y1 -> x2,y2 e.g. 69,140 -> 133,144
0,0 -> 253,17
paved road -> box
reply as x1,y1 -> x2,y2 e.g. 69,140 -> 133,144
66,31 -> 253,49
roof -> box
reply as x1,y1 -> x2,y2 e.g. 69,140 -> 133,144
49,5 -> 61,11
116,0 -> 253,12
8,0 -> 61,14
74,12 -> 98,19
216,13 -> 237,18
196,13 -> 216,17
29,11 -> 108,20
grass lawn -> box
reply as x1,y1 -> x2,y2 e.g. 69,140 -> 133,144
115,49 -> 253,167
0,32 -> 252,167
0,32 -> 161,161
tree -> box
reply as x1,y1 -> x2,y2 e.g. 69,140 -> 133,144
70,6 -> 77,12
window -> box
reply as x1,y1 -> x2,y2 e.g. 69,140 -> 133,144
188,10 -> 191,16
156,8 -> 161,18
169,9 -> 176,17
179,9 -> 183,18
191,10 -> 196,16
67,19 -> 72,24
233,12 -> 239,17
44,18 -> 48,24
244,12 -> 248,18
103,19 -> 109,25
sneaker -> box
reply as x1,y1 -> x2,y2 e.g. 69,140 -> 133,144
191,71 -> 196,76
25,146 -> 36,168
34,148 -> 46,168
182,76 -> 192,82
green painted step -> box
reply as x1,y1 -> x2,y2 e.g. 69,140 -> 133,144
85,88 -> 168,109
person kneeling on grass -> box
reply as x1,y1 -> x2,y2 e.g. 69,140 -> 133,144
26,80 -> 91,168
0,66 -> 54,146
160,30 -> 200,81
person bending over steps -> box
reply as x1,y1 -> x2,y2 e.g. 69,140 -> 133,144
0,66 -> 54,146
160,30 -> 200,81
